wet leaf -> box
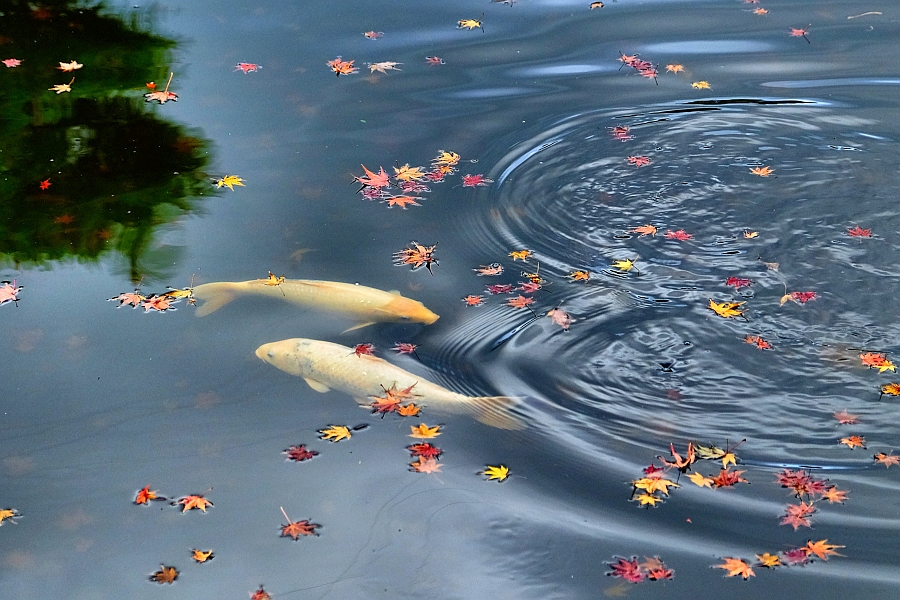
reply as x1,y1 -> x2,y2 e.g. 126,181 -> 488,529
847,225 -> 871,237
509,250 -> 532,261
860,352 -> 895,372
396,403 -> 422,417
633,493 -> 664,507
627,155 -> 651,167
632,475 -> 678,495
57,60 -> 83,72
0,280 -> 23,307
354,164 -> 390,190
409,423 -> 442,438
353,343 -> 375,357
804,539 -> 843,560
327,56 -> 357,76
659,442 -> 695,473
368,61 -> 401,74
874,452 -> 899,467
49,77 -> 75,94
568,270 -> 590,281
630,224 -> 656,236
726,277 -> 752,288
755,553 -> 782,568
691,81 -> 711,90
172,494 -> 213,513
687,472 -> 714,488
410,457 -> 442,473
462,294 -> 485,306
506,295 -> 534,309
750,166 -> 773,176
708,299 -> 745,319
319,425 -> 352,442
215,175 -> 245,190
481,464 -> 510,481
2,58 -> 22,68
711,468 -> 748,488
149,565 -> 179,584
251,586 -> 271,600
743,229 -> 759,238
839,435 -> 866,449
714,557 -> 754,579
134,486 -> 165,505
832,410 -> 858,425
0,508 -> 21,526
666,64 -> 684,73
235,62 -> 261,73
606,557 -> 644,583
473,263 -> 504,276
280,519 -> 320,539
665,229 -> 692,241
744,335 -> 771,349
547,308 -> 573,330
462,173 -> 493,187
407,443 -> 442,459
191,549 -> 214,563
393,242 -> 438,274
284,445 -> 318,462
363,31 -> 383,39
457,18 -> 484,31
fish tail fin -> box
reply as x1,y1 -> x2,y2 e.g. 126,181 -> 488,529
467,396 -> 524,430
192,283 -> 237,317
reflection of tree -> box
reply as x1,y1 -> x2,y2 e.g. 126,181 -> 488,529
0,1 -> 215,281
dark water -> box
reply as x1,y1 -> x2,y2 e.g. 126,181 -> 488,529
3,0 -> 900,598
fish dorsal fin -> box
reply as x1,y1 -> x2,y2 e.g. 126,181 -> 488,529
303,377 -> 331,393
467,396 -> 525,430
341,322 -> 375,334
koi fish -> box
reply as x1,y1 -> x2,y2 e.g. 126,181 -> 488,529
191,279 -> 439,330
255,338 -> 523,429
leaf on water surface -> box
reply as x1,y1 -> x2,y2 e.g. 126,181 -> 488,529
753,7 -> 768,14
833,410 -> 858,424
744,335 -> 771,349
0,280 -> 23,306
363,31 -> 383,39
726,276 -> 752,288
839,435 -> 866,449
353,343 -> 375,357
589,2 -> 604,8
506,295 -> 534,309
632,475 -> 678,496
57,60 -> 82,72
755,553 -> 782,568
665,229 -> 692,241
750,166 -> 773,176
172,494 -> 213,513
714,557 -> 754,579
860,352 -> 895,372
141,295 -> 176,312
49,77 -> 74,94
149,565 -> 179,584
633,493 -> 664,507
393,163 -> 427,182
410,457 -> 442,473
687,472 -> 714,488
215,175 -> 245,190
473,263 -> 503,276
847,225 -> 871,237
508,249 -> 532,261
354,164 -> 390,190
568,270 -> 590,281
463,295 -> 485,306
630,224 -> 656,236
39,178 -> 51,190
626,155 -> 651,167
134,486 -> 165,505
425,56 -> 445,65
319,425 -> 352,442
396,403 -> 422,416
711,468 -> 748,488
409,423 -> 442,438
481,464 -> 510,481
144,73 -> 178,103
393,241 -> 438,274
368,61 -> 401,74
0,508 -> 21,525
804,539 -> 843,560
790,25 -> 812,43
2,58 -> 22,67
612,258 -> 636,272
874,452 -> 900,467
327,57 -> 357,76
547,308 -> 573,330
462,173 -> 493,187
743,229 -> 759,238
659,442 -> 695,473
251,586 -> 271,600
606,557 -> 644,583
191,549 -> 214,563
284,445 -> 318,462
280,509 -> 321,540
457,18 -> 484,31
691,81 -> 710,90
382,195 -> 422,208
485,284 -> 513,295
708,299 -> 745,319
235,62 -> 261,73
407,443 -> 442,459
821,486 -> 848,504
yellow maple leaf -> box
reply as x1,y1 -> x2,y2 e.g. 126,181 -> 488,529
264,271 -> 285,286
191,549 -> 214,563
396,403 -> 421,417
215,175 -> 245,190
881,383 -> 900,397
509,249 -> 532,261
409,423 -> 442,438
694,443 -> 725,460
481,464 -> 510,481
612,258 -> 635,272
57,60 -> 83,72
49,77 -> 74,94
691,81 -> 710,90
666,64 -> 684,73
319,425 -> 352,442
715,557 -> 754,579
0,508 -> 21,525
743,229 -> 759,238
393,163 -> 427,182
632,476 -> 679,495
755,553 -> 781,568
433,150 -> 460,166
687,472 -> 714,488
708,299 -> 745,318
458,18 -> 483,30
720,451 -> 737,468
633,493 -> 664,507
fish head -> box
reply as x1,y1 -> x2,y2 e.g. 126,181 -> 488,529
383,295 -> 440,325
255,338 -> 317,377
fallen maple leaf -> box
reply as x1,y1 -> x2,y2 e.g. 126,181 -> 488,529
821,486 -> 848,503
612,258 -> 636,272
607,557 -> 645,583
790,25 -> 811,43
753,7 -> 768,14
410,457 -> 442,473
633,493 -> 664,507
215,175 -> 245,190
462,173 -> 493,187
708,299 -> 745,319
425,56 -> 445,65
743,229 -> 759,238
660,442 -> 695,473
726,276 -> 752,288
57,60 -> 82,72
486,284 -> 513,294
847,225 -> 871,237
407,443 -> 442,459
687,472 -> 714,488
632,475 -> 679,496
790,291 -> 817,304
396,403 -> 421,416
861,352 -> 895,372
353,343 -> 375,357
191,549 -> 214,563
354,164 -> 390,190
755,553 -> 782,568
874,452 -> 900,467
547,308 -> 573,330
840,435 -> 866,449
641,556 -> 674,580
49,77 -> 74,94
264,272 -> 285,287
744,335 -> 771,350
393,241 -> 438,274
568,270 -> 590,281
235,62 -> 261,73
481,464 -> 510,481
251,586 -> 271,600
804,539 -> 843,560
383,195 -> 422,208
409,423 -> 441,438
141,295 -> 176,312
39,178 -> 51,190
458,18 -> 484,31
666,64 -> 684,73
782,547 -> 809,566
750,166 -> 773,176
609,125 -> 633,141
691,81 -> 711,90
363,31 -> 383,39
665,229 -> 692,241
327,57 -> 357,76
473,263 -> 504,276
462,294 -> 485,306
284,445 -> 318,462
2,58 -> 22,68
711,468 -> 748,488
590,1 -> 605,8
0,280 -> 23,307
279,507 -> 320,539
882,383 -> 900,398
135,485 -> 165,505
715,557 -> 754,579
0,508 -> 21,526
630,224 -> 656,236
172,494 -> 213,513
319,425 -> 352,442
368,61 -> 402,74
144,72 -> 177,103
627,155 -> 651,167
506,295 -> 534,309
833,410 -> 858,425
150,565 -> 178,584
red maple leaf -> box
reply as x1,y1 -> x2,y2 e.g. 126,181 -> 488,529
665,229 -> 692,241
393,342 -> 418,354
353,343 -> 375,357
606,556 -> 645,583
425,56 -> 445,65
609,126 -> 633,141
627,155 -> 651,167
725,276 -> 752,288
141,295 -> 176,312
369,397 -> 401,415
744,335 -> 771,349
517,282 -> 542,293
486,284 -> 513,295
354,164 -> 390,190
2,58 -> 22,68
39,178 -> 51,190
847,225 -> 871,238
250,586 -> 271,600
235,62 -> 261,73
134,485 -> 165,505
711,468 -> 748,488
462,294 -> 485,306
283,445 -> 318,462
461,174 -> 493,187
781,547 -> 809,566
424,169 -> 446,182
407,442 -> 442,459
398,180 -> 430,193
643,464 -> 664,474
790,291 -> 817,303
780,513 -> 812,530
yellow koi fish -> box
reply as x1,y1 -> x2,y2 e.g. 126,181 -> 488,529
192,279 -> 439,330
255,338 -> 523,429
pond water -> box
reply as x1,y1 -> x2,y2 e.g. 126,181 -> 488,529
3,0 -> 900,598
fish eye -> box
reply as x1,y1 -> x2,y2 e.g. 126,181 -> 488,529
267,350 -> 275,358
400,316 -> 410,320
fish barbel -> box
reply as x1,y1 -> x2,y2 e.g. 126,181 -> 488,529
255,338 -> 523,429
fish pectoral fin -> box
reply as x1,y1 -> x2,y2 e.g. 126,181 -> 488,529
341,322 -> 375,334
303,377 -> 331,393
468,396 -> 525,430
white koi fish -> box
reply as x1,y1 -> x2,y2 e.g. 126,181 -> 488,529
255,338 -> 523,430
192,278 -> 439,330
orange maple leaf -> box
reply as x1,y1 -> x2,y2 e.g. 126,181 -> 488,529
750,166 -> 773,176
715,557 -> 754,579
410,457 -> 442,473
568,270 -> 590,281
630,224 -> 657,236
409,423 -> 441,438
149,565 -> 179,584
462,294 -> 485,306
839,435 -> 866,449
744,335 -> 771,349
383,195 -> 421,208
172,494 -> 213,512
134,485 -> 165,505
860,352 -> 895,372
874,452 -> 900,467
804,539 -> 843,560
279,507 -> 320,539
396,403 -> 422,417
506,295 -> 534,309
711,468 -> 748,488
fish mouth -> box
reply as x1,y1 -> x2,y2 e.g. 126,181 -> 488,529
254,343 -> 270,361
421,312 -> 440,325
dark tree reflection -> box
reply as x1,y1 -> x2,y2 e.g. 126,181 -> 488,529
0,1 -> 215,281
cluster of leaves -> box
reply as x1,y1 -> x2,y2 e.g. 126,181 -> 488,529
775,469 -> 848,530
715,540 -> 843,580
353,150 -> 480,208
109,281 -> 194,313
606,556 -> 673,582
